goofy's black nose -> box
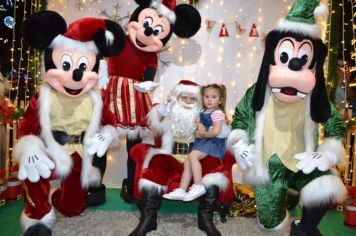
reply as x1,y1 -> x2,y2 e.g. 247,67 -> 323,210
288,58 -> 306,71
73,68 -> 83,82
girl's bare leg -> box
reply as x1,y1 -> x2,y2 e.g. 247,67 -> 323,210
179,159 -> 192,191
189,150 -> 207,185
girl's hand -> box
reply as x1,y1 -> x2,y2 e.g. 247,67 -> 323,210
197,123 -> 206,137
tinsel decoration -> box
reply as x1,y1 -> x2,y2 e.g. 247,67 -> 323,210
189,0 -> 200,5
228,184 -> 257,218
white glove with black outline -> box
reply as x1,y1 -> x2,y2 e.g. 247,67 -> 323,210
18,145 -> 55,182
86,130 -> 114,157
295,152 -> 336,174
231,140 -> 255,170
133,81 -> 159,93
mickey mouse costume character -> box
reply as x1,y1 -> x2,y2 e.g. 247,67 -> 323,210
101,0 -> 201,203
13,11 -> 124,235
227,0 -> 347,235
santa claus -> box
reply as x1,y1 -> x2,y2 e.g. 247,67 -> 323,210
129,80 -> 235,236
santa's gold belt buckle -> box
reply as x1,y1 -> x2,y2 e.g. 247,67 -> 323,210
175,142 -> 192,155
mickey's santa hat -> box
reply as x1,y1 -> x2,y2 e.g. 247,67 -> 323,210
277,0 -> 328,38
151,0 -> 177,23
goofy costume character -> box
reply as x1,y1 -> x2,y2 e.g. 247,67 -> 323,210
227,1 -> 347,235
13,11 -> 124,235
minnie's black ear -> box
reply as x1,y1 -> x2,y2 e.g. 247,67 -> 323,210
173,4 -> 201,38
93,20 -> 126,57
310,41 -> 330,123
22,11 -> 67,50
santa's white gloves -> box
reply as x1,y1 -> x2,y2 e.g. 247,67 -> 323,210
295,152 -> 336,174
231,140 -> 255,170
134,81 -> 159,93
86,129 -> 115,157
98,59 -> 109,89
18,145 -> 55,182
157,99 -> 176,117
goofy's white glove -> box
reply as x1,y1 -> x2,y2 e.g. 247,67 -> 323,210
86,126 -> 117,157
133,81 -> 159,93
295,152 -> 336,174
18,145 -> 55,182
231,140 -> 255,170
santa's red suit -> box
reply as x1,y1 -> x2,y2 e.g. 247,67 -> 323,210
128,80 -> 235,236
102,37 -> 157,135
14,84 -> 116,229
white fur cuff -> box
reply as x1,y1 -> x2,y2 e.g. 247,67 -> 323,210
202,172 -> 228,192
317,137 -> 345,166
13,135 -> 45,162
227,129 -> 249,150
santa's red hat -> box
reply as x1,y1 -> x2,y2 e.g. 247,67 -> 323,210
151,0 -> 177,23
170,80 -> 200,99
50,17 -> 114,55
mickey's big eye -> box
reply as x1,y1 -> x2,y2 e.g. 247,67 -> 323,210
61,54 -> 72,71
78,56 -> 89,71
153,25 -> 163,36
143,17 -> 153,28
278,48 -> 293,65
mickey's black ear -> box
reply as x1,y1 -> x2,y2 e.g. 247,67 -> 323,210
22,10 -> 67,50
93,20 -> 126,57
173,4 -> 201,38
135,0 -> 151,6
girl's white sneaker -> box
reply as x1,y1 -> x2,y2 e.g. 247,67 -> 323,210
162,188 -> 187,200
183,184 -> 206,201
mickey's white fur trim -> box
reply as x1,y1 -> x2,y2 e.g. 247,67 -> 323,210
39,84 -> 72,178
13,135 -> 45,162
277,19 -> 322,39
258,211 -> 290,231
317,137 -> 346,167
300,175 -> 347,207
50,35 -> 98,54
117,126 -> 148,140
202,172 -> 228,192
227,129 -> 249,151
98,59 -> 109,89
81,88 -> 103,189
104,30 -> 114,46
138,178 -> 167,193
151,1 -> 176,24
21,207 -> 56,231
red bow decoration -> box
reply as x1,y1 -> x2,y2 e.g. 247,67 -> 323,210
0,99 -> 15,124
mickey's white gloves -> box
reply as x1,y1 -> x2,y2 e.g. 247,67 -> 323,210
134,81 -> 159,93
98,59 -> 109,89
231,140 -> 255,170
18,145 -> 55,182
86,127 -> 116,157
295,152 -> 336,174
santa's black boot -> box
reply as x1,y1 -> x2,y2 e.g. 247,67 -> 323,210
121,138 -> 141,203
198,185 -> 221,236
290,205 -> 328,236
129,189 -> 162,236
86,154 -> 107,206
23,223 -> 52,236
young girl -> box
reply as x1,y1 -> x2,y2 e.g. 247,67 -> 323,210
163,83 -> 229,201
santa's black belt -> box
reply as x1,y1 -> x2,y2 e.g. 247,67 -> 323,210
172,142 -> 193,155
52,130 -> 85,145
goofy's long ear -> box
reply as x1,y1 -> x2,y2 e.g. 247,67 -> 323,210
252,31 -> 277,111
22,11 -> 66,50
310,41 -> 330,123
173,4 -> 201,38
93,20 -> 125,57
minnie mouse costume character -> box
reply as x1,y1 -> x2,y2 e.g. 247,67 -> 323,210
101,0 -> 201,203
13,11 -> 124,235
228,0 -> 347,235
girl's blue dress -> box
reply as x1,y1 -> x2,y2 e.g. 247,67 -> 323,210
192,109 -> 226,159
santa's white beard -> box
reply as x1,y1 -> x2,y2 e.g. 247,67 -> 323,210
170,102 -> 199,140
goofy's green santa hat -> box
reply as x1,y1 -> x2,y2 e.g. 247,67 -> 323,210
228,0 -> 347,235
